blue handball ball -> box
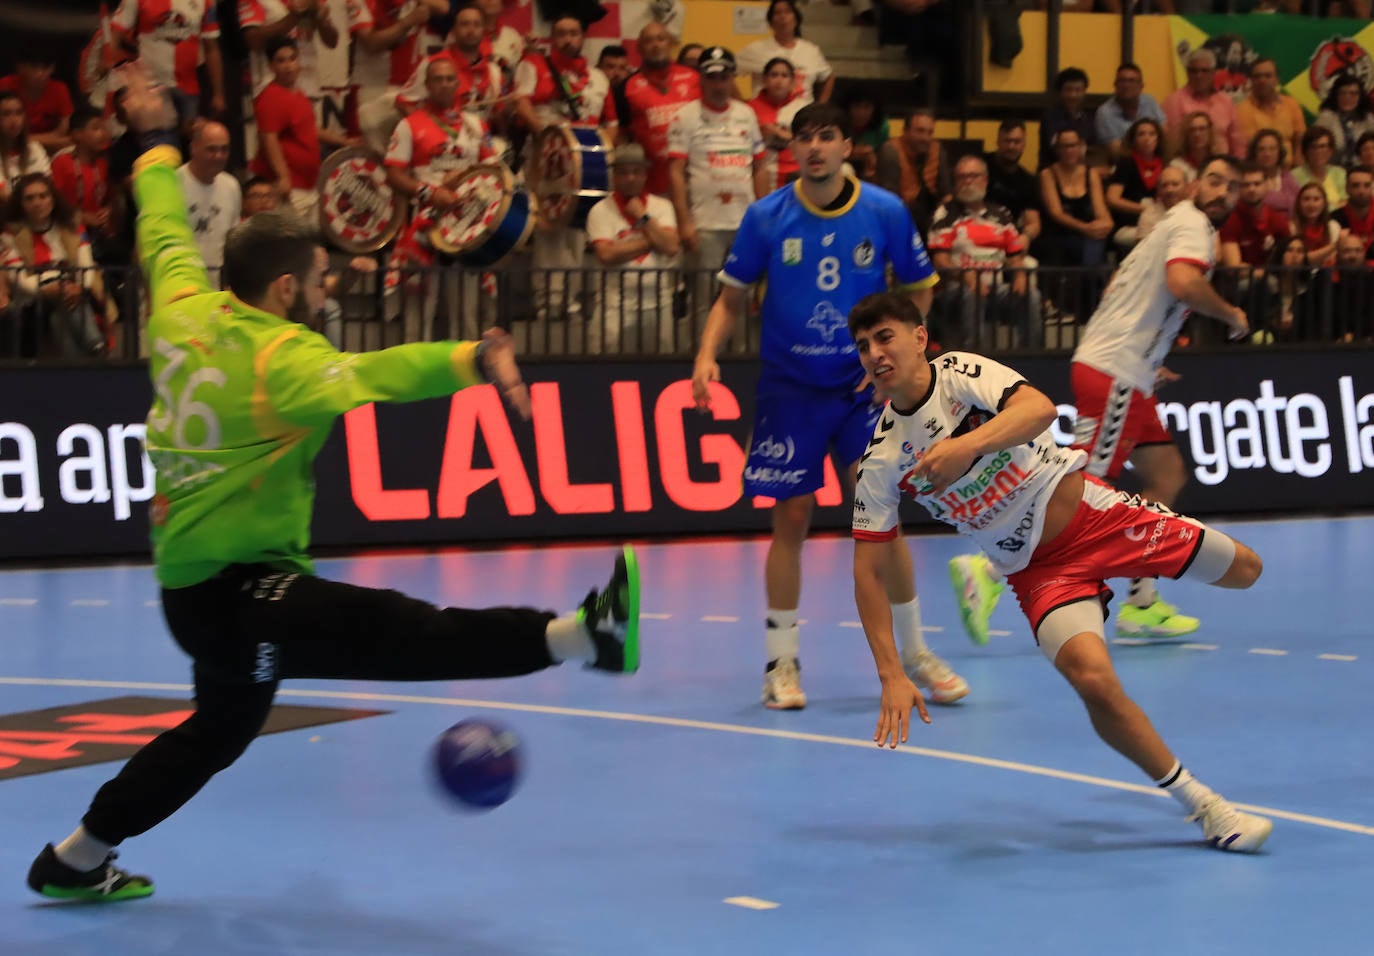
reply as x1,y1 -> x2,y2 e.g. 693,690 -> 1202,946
431,718 -> 523,810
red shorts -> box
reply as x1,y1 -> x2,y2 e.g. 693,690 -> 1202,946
1007,475 -> 1206,634
1070,363 -> 1173,480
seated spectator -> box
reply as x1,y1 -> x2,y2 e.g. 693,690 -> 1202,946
736,1 -> 833,106
241,175 -> 280,219
1163,48 -> 1242,156
1249,128 -> 1298,217
1331,232 -> 1374,342
1,173 -> 105,357
1335,167 -> 1374,245
1222,163 -> 1290,271
179,120 -> 240,277
1038,127 -> 1111,267
1291,181 -> 1339,266
251,37 -> 321,219
1315,74 -> 1374,171
844,89 -> 887,182
984,119 -> 1042,253
1136,165 -> 1188,242
926,154 -> 1039,350
1355,131 -> 1374,178
49,106 -> 118,263
1270,235 -> 1324,342
1104,117 -> 1165,252
1038,67 -> 1096,170
1236,58 -> 1304,167
1169,111 -> 1213,186
0,52 -> 73,153
877,107 -> 950,238
1094,62 -> 1165,160
586,144 -> 680,353
1294,125 -> 1346,210
749,57 -> 802,192
0,91 -> 52,204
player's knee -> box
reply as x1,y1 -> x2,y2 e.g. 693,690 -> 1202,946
1223,542 -> 1263,589
771,496 -> 814,543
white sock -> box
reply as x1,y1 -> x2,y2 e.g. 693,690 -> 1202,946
545,613 -> 595,664
54,825 -> 114,872
1128,577 -> 1157,608
765,608 -> 800,662
1154,761 -> 1216,815
892,597 -> 928,660
980,554 -> 1005,584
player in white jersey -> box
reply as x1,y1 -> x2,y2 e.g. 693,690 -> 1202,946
848,291 -> 1272,853
949,154 -> 1251,646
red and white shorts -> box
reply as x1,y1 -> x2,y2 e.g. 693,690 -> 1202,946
1007,474 -> 1206,635
1070,362 -> 1173,480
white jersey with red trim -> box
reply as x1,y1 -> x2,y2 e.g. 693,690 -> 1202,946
666,100 -> 764,231
385,107 -> 493,187
112,0 -> 219,94
1072,201 -> 1217,394
239,0 -> 322,98
851,352 -> 1085,575
346,0 -> 426,92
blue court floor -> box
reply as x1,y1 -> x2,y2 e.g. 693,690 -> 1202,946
2,515 -> 1372,956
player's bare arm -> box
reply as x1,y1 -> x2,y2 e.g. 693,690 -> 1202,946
912,385 -> 1058,495
1165,260 -> 1249,338
854,539 -> 930,747
691,284 -> 746,410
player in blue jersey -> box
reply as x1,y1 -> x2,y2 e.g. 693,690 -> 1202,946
691,101 -> 968,711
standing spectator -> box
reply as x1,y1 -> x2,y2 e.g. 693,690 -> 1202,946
749,57 -> 802,192
1314,73 -> 1374,171
178,121 -> 241,277
1271,235 -> 1323,342
1095,63 -> 1164,160
587,143 -> 680,352
618,22 -> 699,198
0,53 -> 73,154
985,119 -> 1042,253
737,1 -> 833,106
349,0 -> 447,152
1293,125 -> 1346,211
395,9 -> 502,129
1169,111 -> 1213,186
1331,233 -> 1374,342
677,43 -> 704,70
1038,67 -> 1097,170
251,38 -> 322,219
844,89 -> 887,182
49,107 -> 118,263
0,92 -> 52,205
240,175 -> 280,218
240,0 -> 340,106
473,0 -> 523,77
1235,58 -> 1304,167
1105,117 -> 1166,252
1249,128 -> 1298,217
1292,181 -> 1339,266
2,173 -> 105,357
111,0 -> 225,123
877,107 -> 950,238
1335,166 -> 1374,245
596,45 -> 631,87
1162,48 -> 1242,157
666,46 -> 768,340
927,154 -> 1039,349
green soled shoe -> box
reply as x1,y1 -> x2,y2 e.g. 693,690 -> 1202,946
948,554 -> 1004,647
1115,598 -> 1199,640
578,545 -> 640,673
27,844 -> 154,902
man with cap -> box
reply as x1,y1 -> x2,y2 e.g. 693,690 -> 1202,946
667,46 -> 770,340
586,143 -> 681,352
617,21 -> 700,197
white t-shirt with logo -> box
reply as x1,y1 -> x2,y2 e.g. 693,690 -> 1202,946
852,352 -> 1085,575
667,100 -> 765,231
736,37 -> 832,105
177,164 -> 241,270
585,193 -> 678,314
1072,201 -> 1216,394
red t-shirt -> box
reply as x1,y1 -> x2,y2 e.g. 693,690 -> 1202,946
252,82 -> 320,188
0,76 -> 73,134
1219,203 -> 1289,268
621,65 -> 699,196
50,153 -> 111,227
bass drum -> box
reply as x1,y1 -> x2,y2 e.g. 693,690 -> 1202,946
428,164 -> 537,268
316,146 -> 406,254
532,125 -> 612,229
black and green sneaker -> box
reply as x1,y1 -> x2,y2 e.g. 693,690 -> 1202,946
578,545 -> 641,674
27,844 -> 154,902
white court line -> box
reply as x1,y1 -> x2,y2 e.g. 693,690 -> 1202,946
1180,643 -> 1219,651
144,600 -> 162,608
641,613 -> 673,620
839,621 -> 862,628
0,598 -> 37,606
70,599 -> 111,607
1249,648 -> 1289,657
1319,654 -> 1358,662
701,615 -> 739,623
987,629 -> 1012,637
1,675 -> 1370,839
724,897 -> 779,910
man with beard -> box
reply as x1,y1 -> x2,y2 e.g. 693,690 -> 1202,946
949,155 -> 1250,647
618,21 -> 699,197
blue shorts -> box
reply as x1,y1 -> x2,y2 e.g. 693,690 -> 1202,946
742,376 -> 880,499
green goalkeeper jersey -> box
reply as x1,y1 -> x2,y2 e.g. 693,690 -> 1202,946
134,145 -> 486,588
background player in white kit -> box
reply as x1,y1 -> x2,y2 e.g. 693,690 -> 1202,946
949,155 -> 1251,646
847,290 -> 1272,853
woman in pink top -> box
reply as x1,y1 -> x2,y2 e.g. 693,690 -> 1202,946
1248,128 -> 1298,217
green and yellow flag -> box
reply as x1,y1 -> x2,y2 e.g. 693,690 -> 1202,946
1168,13 -> 1374,117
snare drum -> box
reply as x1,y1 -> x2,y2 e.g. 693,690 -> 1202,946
316,146 -> 406,254
533,125 -> 612,230
428,164 -> 536,268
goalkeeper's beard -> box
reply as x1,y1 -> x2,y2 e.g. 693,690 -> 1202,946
287,294 -> 326,332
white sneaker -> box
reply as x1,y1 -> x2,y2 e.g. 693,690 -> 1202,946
1188,795 -> 1273,852
762,657 -> 807,710
904,650 -> 969,705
